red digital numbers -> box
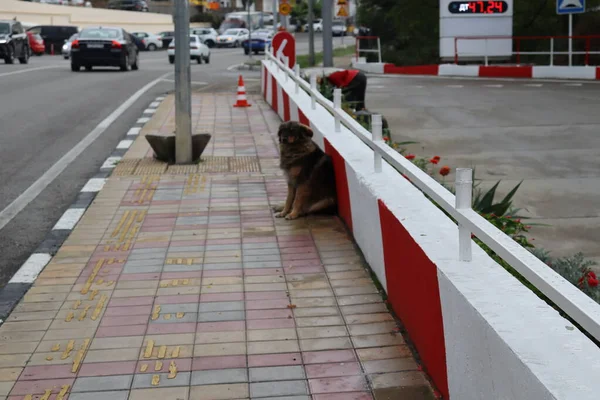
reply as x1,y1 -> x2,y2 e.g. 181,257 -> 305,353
453,1 -> 506,14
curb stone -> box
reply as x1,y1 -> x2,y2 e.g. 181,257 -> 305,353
0,95 -> 167,325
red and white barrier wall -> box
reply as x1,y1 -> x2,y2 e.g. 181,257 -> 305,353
262,60 -> 600,399
352,62 -> 600,80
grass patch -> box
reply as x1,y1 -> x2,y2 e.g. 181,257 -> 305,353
296,45 -> 356,68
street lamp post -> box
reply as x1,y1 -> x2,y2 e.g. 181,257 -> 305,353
173,0 -> 192,164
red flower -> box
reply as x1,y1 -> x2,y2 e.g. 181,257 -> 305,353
588,271 -> 597,280
429,156 -> 441,164
439,166 -> 451,177
588,277 -> 599,287
405,154 -> 416,160
383,136 -> 389,142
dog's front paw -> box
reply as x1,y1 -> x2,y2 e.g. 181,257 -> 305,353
272,204 -> 284,213
285,212 -> 301,220
275,211 -> 288,218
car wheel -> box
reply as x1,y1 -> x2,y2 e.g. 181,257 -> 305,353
197,56 -> 202,64
120,54 -> 129,71
63,55 -> 69,60
132,53 -> 139,70
85,65 -> 92,71
4,46 -> 14,64
147,43 -> 157,51
19,46 -> 29,64
244,48 -> 249,55
169,56 -> 174,64
204,55 -> 210,64
71,62 -> 80,72
234,41 -> 240,48
205,40 -> 214,48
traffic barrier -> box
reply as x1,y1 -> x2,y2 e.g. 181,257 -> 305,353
263,56 -> 600,399
233,75 -> 251,108
353,61 -> 600,80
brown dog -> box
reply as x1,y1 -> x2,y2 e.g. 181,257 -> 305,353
273,121 -> 337,220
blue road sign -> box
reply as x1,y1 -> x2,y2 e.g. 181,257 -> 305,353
557,0 -> 585,14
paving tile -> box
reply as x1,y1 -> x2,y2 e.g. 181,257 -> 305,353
372,386 -> 436,400
192,355 -> 246,371
72,375 -> 133,392
129,386 -> 189,400
313,393 -> 373,400
193,342 -> 246,357
296,316 -> 344,327
369,371 -> 429,389
189,383 -> 249,400
247,328 -> 296,342
346,314 -> 394,325
355,346 -> 413,362
132,371 -> 191,388
196,321 -> 245,332
309,376 -> 369,394
0,381 -> 13,396
300,337 -> 353,352
83,348 -> 139,363
90,336 -> 144,350
0,368 -> 22,382
250,380 -> 309,398
197,311 -> 245,322
197,301 -> 244,313
348,322 -> 397,336
248,353 -> 302,368
195,331 -> 246,344
302,350 -> 356,365
249,366 -> 306,382
190,368 -> 247,385
248,340 -> 299,355
78,361 -> 137,377
305,362 -> 363,379
352,334 -> 405,348
10,377 -> 75,395
69,390 -> 130,400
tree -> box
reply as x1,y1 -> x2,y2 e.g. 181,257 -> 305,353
292,0 -> 322,22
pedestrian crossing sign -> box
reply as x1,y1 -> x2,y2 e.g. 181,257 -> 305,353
337,5 -> 349,17
557,0 -> 585,14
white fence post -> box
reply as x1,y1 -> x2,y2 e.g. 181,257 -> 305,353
550,38 -> 554,67
372,114 -> 383,173
294,64 -> 300,94
333,88 -> 342,133
310,74 -> 317,110
377,37 -> 382,63
484,39 -> 489,66
284,56 -> 289,81
455,168 -> 473,262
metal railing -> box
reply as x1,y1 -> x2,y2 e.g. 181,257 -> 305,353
454,35 -> 600,66
264,49 -> 600,342
355,36 -> 382,63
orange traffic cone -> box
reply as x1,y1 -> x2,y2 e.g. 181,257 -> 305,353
233,75 -> 251,108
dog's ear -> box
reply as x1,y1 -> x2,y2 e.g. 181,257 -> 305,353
297,123 -> 313,138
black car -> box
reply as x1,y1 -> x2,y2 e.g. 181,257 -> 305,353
0,19 -> 30,64
107,0 -> 149,12
27,25 -> 78,54
70,27 -> 139,72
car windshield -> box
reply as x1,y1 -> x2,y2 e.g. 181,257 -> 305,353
223,29 -> 240,35
79,28 -> 121,39
0,23 -> 10,35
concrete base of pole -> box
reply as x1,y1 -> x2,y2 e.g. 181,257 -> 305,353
146,133 -> 212,164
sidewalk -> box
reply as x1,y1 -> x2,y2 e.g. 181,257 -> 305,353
0,93 -> 436,400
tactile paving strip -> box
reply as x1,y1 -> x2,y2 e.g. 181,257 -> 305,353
112,156 -> 262,176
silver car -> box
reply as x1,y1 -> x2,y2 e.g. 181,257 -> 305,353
62,33 -> 78,59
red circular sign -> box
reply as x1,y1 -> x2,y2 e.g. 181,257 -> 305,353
271,31 -> 296,69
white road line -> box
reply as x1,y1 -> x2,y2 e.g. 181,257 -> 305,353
127,127 -> 141,136
524,84 -> 543,87
149,101 -> 161,108
136,117 -> 150,124
0,71 -> 171,232
117,140 -> 133,149
564,83 -> 583,86
81,178 -> 107,193
161,78 -> 208,85
143,108 -> 156,114
156,96 -> 166,101
447,84 -> 463,88
484,84 -> 504,88
53,208 -> 86,230
9,253 -> 53,284
0,66 -> 62,79
101,156 -> 122,169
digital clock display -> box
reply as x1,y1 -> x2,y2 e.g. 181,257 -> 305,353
448,1 -> 508,14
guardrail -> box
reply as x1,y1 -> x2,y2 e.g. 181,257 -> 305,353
355,35 -> 382,63
455,35 -> 600,66
265,48 -> 600,342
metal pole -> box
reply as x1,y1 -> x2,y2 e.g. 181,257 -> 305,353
550,37 -> 554,66
372,114 -> 383,173
455,168 -> 473,262
568,14 -> 573,67
247,1 -> 252,60
174,0 -> 192,164
272,0 -> 278,34
322,0 -> 333,67
307,0 -> 315,66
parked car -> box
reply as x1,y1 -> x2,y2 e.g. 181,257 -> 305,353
27,25 -> 78,54
70,26 -> 139,72
303,19 -> 323,32
332,21 -> 347,37
157,31 -> 174,48
61,33 -> 78,59
242,29 -> 273,55
190,27 -> 218,48
107,0 -> 149,11
27,31 -> 45,56
0,19 -> 30,64
167,35 -> 210,64
216,28 -> 249,48
132,31 -> 162,51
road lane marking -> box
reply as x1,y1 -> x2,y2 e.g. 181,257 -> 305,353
53,208 -> 86,230
0,71 -> 171,232
137,117 -> 151,124
117,140 -> 133,149
0,66 -> 62,79
564,83 -> 582,86
101,156 -> 121,169
161,78 -> 208,85
447,84 -> 463,88
484,84 -> 504,88
524,84 -> 543,87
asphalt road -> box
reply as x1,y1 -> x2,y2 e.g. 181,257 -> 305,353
367,74 -> 600,265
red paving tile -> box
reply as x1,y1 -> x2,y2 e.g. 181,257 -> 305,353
248,352 -> 303,367
146,322 -> 197,335
20,365 -> 75,380
96,324 -> 147,337
108,296 -> 155,307
309,376 -> 370,394
10,378 -> 75,395
303,350 -> 357,364
247,318 -> 295,330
